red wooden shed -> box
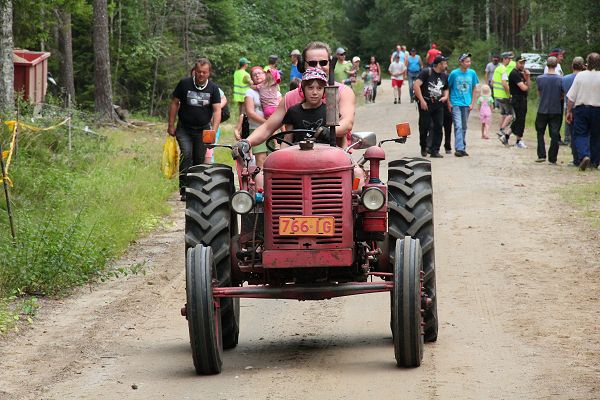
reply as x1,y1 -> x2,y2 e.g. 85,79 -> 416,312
13,49 -> 51,104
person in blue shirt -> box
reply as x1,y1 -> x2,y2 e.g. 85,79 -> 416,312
561,56 -> 585,164
407,48 -> 423,103
289,49 -> 303,81
448,53 -> 479,157
535,57 -> 564,164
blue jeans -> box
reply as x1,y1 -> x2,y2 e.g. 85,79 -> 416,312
573,105 -> 600,166
565,121 -> 578,164
451,106 -> 470,151
408,71 -> 420,100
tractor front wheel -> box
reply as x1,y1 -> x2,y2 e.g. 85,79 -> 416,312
387,157 -> 438,342
185,164 -> 239,349
392,237 -> 424,368
186,244 -> 223,375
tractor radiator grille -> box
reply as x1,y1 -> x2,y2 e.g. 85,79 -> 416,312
270,175 -> 344,246
310,176 -> 343,244
271,177 -> 303,245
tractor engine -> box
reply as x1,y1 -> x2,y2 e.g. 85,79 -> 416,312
261,143 -> 354,269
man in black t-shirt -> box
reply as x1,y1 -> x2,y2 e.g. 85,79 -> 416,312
167,58 -> 221,200
413,55 -> 450,157
507,55 -> 531,148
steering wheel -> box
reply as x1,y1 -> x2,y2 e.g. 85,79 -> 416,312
265,129 -> 327,152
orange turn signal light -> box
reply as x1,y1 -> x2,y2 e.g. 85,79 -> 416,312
202,129 -> 216,144
395,122 -> 411,137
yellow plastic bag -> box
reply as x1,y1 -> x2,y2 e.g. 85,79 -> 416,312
161,136 -> 179,179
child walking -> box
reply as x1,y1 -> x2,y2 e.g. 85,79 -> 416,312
477,84 -> 494,139
362,66 -> 374,103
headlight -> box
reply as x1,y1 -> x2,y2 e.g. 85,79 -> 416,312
362,188 -> 385,211
231,191 -> 254,214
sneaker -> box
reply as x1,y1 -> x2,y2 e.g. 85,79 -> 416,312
398,98 -> 401,104
454,150 -> 465,157
430,152 -> 444,158
445,149 -> 452,154
579,156 -> 591,171
496,128 -> 505,138
535,158 -> 546,163
463,150 -> 469,156
421,149 -> 428,157
549,161 -> 557,166
499,135 -> 508,146
515,141 -> 527,149
394,99 -> 397,104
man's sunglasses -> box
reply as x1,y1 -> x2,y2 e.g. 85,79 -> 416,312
307,59 -> 329,67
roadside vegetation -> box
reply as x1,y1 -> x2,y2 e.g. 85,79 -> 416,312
0,113 -> 177,332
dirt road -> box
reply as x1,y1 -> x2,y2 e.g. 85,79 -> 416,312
1,83 -> 599,400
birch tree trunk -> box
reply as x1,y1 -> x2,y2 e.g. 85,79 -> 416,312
92,0 -> 115,122
485,0 -> 490,41
0,0 -> 14,115
57,10 -> 76,105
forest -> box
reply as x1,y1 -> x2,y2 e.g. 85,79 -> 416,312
1,0 -> 599,119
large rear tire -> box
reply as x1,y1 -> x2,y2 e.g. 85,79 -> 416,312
392,237 -> 424,368
388,158 -> 438,342
185,164 -> 239,349
186,245 -> 223,374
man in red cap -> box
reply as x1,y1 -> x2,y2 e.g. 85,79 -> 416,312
426,43 -> 442,67
545,48 -> 564,76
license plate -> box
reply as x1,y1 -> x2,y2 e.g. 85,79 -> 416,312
278,216 -> 335,236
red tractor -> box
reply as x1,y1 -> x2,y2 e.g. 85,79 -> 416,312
180,123 -> 438,375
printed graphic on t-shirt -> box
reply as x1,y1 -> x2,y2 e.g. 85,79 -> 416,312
455,75 -> 471,94
187,91 -> 211,107
428,78 -> 445,100
302,118 -> 324,131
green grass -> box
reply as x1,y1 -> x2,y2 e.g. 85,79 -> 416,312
0,119 -> 177,331
213,124 -> 235,167
560,183 -> 600,228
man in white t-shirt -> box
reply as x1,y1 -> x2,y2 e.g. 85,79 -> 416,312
389,54 -> 407,104
544,48 -> 565,76
566,52 -> 600,170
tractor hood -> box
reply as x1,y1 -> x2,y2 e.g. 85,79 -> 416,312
263,144 -> 353,174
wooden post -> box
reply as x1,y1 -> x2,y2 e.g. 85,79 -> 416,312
0,142 -> 16,244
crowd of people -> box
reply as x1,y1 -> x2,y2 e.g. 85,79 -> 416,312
483,49 -> 600,170
389,43 -> 600,170
166,41 -> 600,198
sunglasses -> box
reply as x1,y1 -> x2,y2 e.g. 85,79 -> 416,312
307,59 -> 329,67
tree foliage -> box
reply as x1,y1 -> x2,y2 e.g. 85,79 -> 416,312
8,0 -> 600,118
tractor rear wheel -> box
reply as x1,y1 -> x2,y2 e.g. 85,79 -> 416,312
186,244 -> 223,374
387,157 -> 438,342
185,164 -> 239,349
392,237 -> 424,368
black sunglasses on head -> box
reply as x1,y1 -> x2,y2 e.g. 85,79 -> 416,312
307,59 -> 329,67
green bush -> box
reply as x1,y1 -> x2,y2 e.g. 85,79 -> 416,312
0,120 -> 176,299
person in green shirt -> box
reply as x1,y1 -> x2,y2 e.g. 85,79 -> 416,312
233,57 -> 251,115
334,47 -> 353,85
